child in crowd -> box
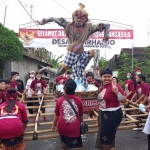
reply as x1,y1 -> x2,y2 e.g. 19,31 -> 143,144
86,72 -> 100,88
0,79 -> 6,104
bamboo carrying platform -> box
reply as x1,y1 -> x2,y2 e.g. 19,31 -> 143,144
24,94 -> 148,141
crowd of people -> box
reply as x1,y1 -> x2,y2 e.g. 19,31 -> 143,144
0,67 -> 150,150
0,70 -> 48,150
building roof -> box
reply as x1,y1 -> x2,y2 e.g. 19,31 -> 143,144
121,47 -> 145,55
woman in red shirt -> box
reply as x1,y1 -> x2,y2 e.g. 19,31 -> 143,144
125,72 -> 136,100
52,79 -> 83,150
131,74 -> 149,104
95,68 -> 126,150
0,88 -> 28,150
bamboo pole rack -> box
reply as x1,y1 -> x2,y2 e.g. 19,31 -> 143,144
24,94 -> 148,140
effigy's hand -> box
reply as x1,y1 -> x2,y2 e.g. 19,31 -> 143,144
99,23 -> 104,32
35,18 -> 47,25
102,37 -> 109,47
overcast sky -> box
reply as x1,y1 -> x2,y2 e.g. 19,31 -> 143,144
0,0 -> 150,68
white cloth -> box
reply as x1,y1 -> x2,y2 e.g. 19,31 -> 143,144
0,116 -> 19,119
143,112 -> 150,134
100,106 -> 121,111
25,77 -> 35,96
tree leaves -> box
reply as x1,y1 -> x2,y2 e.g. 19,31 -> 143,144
99,57 -> 109,70
0,23 -> 24,63
50,54 -> 64,69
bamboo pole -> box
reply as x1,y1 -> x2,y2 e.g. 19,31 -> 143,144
26,105 -> 55,109
130,114 -> 148,117
93,110 -> 99,116
129,104 -> 148,115
28,113 -> 55,118
26,95 -> 54,99
24,100 -> 55,103
28,114 -> 36,117
24,124 -> 146,140
122,108 -> 138,111
34,95 -> 44,133
126,114 -> 136,121
41,105 -> 56,108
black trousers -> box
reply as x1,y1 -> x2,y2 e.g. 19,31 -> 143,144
27,98 -> 38,114
27,98 -> 45,114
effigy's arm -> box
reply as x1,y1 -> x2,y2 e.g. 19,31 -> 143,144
36,17 -> 68,28
91,23 -> 110,39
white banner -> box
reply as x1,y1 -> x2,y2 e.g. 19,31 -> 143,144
19,28 -> 133,49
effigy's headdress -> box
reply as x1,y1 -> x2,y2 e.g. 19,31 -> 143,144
72,3 -> 89,23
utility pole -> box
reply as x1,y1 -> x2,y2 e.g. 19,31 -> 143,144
25,4 -> 33,28
147,20 -> 149,46
3,5 -> 7,26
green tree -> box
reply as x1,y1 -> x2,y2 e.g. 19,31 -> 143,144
141,47 -> 150,84
50,54 -> 64,69
117,53 -> 141,87
99,57 -> 109,70
0,23 -> 24,77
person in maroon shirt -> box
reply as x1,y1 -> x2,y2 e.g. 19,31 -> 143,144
4,79 -> 11,90
112,77 -> 118,83
51,79 -> 83,150
125,72 -> 136,100
66,71 -> 72,79
0,79 -> 7,104
95,68 -> 126,150
55,75 -> 67,85
10,72 -> 23,98
86,72 -> 100,88
135,67 -> 142,76
30,72 -> 48,122
131,74 -> 149,104
0,88 -> 28,150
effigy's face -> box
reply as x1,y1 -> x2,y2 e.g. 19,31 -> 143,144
73,10 -> 88,25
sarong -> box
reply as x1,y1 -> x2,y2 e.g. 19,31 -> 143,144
60,135 -> 83,150
95,108 -> 123,150
63,51 -> 91,88
0,135 -> 25,150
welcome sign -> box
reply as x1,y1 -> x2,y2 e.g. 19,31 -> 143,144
18,28 -> 133,49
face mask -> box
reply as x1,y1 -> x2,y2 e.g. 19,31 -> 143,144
14,77 -> 18,80
36,77 -> 41,81
17,76 -> 19,79
30,74 -> 35,78
127,76 -> 130,79
137,81 -> 141,84
136,72 -> 141,75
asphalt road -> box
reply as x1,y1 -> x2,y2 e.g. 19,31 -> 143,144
25,129 -> 148,150
24,98 -> 148,150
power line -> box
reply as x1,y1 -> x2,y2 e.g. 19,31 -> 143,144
17,0 -> 40,29
53,0 -> 71,14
